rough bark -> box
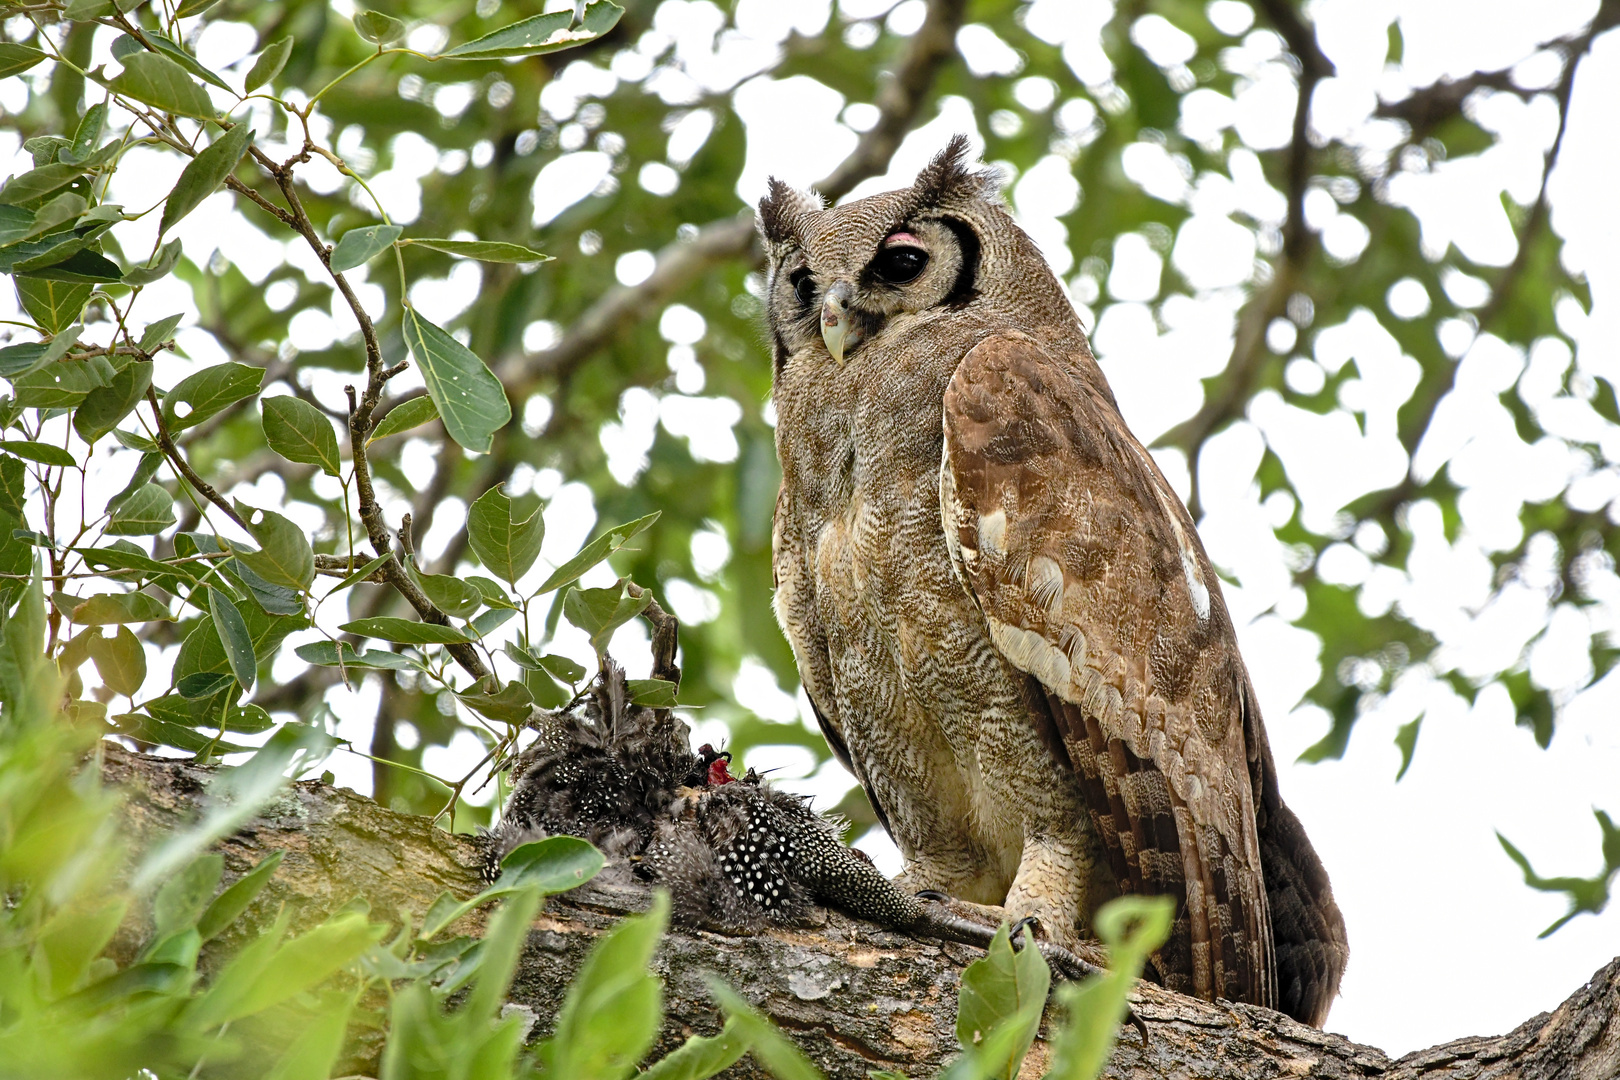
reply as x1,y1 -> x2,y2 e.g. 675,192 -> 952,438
105,743 -> 1620,1080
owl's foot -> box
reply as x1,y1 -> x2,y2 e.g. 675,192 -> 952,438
910,893 -> 1105,982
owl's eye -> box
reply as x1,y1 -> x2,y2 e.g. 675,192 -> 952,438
790,269 -> 816,307
873,245 -> 928,285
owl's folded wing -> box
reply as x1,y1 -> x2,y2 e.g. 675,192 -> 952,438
940,331 -> 1274,1010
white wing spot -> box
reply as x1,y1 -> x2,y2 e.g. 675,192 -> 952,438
977,508 -> 1008,558
1130,445 -> 1210,623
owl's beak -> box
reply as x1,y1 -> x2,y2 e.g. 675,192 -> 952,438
821,281 -> 859,364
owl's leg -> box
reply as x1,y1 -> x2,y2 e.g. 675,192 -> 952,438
910,896 -> 1105,980
1002,834 -> 1095,953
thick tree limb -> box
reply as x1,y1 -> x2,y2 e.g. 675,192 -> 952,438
106,744 -> 1620,1080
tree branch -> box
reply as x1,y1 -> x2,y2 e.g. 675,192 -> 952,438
1358,12 -> 1603,530
493,0 -> 969,400
252,154 -> 492,688
145,385 -> 251,533
1158,2 -> 1332,513
107,744 -> 1620,1080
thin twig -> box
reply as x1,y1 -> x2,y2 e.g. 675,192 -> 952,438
145,386 -> 251,532
248,150 -> 493,687
1158,2 -> 1333,513
492,0 -> 970,401
1358,13 -> 1603,530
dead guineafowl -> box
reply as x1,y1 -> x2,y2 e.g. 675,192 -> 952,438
484,660 -> 1100,975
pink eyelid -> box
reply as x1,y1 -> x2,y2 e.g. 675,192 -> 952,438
883,231 -> 923,247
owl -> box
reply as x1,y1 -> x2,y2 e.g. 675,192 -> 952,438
760,136 -> 1348,1026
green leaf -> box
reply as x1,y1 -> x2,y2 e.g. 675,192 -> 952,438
321,553 -> 392,594
338,616 -> 470,645
68,590 -> 172,625
105,483 -> 176,535
266,990 -> 357,1080
210,587 -> 256,689
66,103 -> 108,163
294,639 -> 425,672
74,360 -> 152,443
400,306 -> 511,454
627,678 -> 678,708
457,679 -> 534,723
443,0 -> 624,59
497,836 -> 606,894
13,354 -> 116,409
232,501 -> 315,591
124,237 -> 182,286
469,606 -> 516,637
539,653 -> 586,684
138,313 -> 183,353
161,361 -> 264,432
63,0 -> 115,19
108,52 -> 217,120
105,453 -> 164,515
0,456 -> 26,520
261,396 -> 342,475
222,910 -> 383,1023
1044,896 -> 1173,1080
14,278 -> 92,333
563,582 -> 650,656
535,512 -> 659,595
22,192 -> 88,241
0,44 -> 47,80
353,9 -> 406,45
466,574 -> 516,607
197,850 -> 283,941
0,163 -> 86,206
16,246 -> 123,282
0,204 -> 31,245
705,979 -> 824,1080
639,1017 -> 748,1080
112,711 -> 250,754
539,891 -> 665,1079
468,484 -> 544,586
0,343 -> 45,377
406,559 -> 483,619
402,237 -> 550,263
89,625 -> 146,695
153,854 -> 224,936
36,897 -> 131,998
176,670 -> 233,699
136,722 -> 337,891
113,429 -> 158,452
1394,716 -> 1421,781
329,223 -> 402,272
160,122 -> 253,237
75,541 -> 181,583
0,439 -> 76,467
244,37 -> 293,93
369,394 -> 438,442
955,923 -> 1049,1079
142,32 -> 233,92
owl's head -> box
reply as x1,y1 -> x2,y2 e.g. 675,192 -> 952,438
756,135 -> 1074,372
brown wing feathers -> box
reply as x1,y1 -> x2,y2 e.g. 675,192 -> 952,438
942,331 -> 1273,1010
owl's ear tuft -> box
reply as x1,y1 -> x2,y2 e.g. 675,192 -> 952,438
758,178 -> 821,244
912,134 -> 996,205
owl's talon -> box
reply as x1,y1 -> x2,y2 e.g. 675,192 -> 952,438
916,889 -> 951,903
1009,915 -> 1040,948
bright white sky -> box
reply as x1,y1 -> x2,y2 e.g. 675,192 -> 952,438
3,0 -> 1618,1058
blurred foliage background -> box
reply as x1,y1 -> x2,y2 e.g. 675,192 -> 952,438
1,0 -> 1616,935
